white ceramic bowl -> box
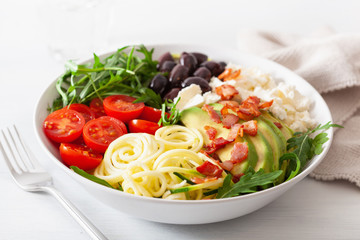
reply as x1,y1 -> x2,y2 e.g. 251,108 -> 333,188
34,44 -> 333,225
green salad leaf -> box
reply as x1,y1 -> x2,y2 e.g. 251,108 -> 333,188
216,167 -> 283,199
50,44 -> 162,112
70,166 -> 117,189
278,121 -> 343,181
158,98 -> 182,126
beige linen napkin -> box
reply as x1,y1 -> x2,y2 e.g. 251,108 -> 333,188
236,28 -> 360,187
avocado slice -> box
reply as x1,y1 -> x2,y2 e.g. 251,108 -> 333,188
261,111 -> 293,140
255,118 -> 285,171
181,107 -> 273,174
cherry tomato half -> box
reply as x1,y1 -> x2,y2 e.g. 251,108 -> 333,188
59,143 -> 102,170
139,106 -> 170,123
43,108 -> 85,143
97,116 -> 128,134
89,98 -> 106,118
103,95 -> 144,123
83,117 -> 126,153
67,103 -> 95,122
128,119 -> 161,135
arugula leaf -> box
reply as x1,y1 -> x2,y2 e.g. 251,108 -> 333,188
70,166 -> 116,189
278,152 -> 301,182
286,121 -> 343,169
158,98 -> 182,126
50,44 -> 162,111
216,167 -> 283,199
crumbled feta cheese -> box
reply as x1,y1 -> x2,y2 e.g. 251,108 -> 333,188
174,64 -> 316,132
174,84 -> 204,111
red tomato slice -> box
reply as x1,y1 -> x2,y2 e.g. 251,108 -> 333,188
67,103 -> 95,122
59,143 -> 102,170
97,116 -> 128,134
139,106 -> 170,123
128,119 -> 161,135
103,95 -> 144,123
43,108 -> 85,143
89,98 -> 106,118
83,117 -> 126,153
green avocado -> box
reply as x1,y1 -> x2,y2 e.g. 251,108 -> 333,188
180,106 -> 292,175
261,111 -> 293,140
254,118 -> 284,171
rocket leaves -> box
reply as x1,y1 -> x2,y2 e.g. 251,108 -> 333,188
279,121 -> 343,181
50,45 -> 162,112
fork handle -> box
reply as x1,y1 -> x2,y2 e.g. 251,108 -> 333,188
43,186 -> 108,240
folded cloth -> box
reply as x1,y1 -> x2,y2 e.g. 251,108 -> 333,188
236,28 -> 360,187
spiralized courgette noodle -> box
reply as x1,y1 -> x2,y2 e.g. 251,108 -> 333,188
94,125 -> 224,200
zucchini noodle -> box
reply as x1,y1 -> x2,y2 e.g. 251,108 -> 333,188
155,125 -> 204,152
94,125 -> 223,200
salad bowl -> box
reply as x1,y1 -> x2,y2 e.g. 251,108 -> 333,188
34,44 -> 333,224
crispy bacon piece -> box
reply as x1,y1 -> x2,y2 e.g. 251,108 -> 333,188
217,68 -> 233,80
236,96 -> 262,121
224,69 -> 241,81
242,120 -> 258,136
274,122 -> 283,129
232,173 -> 245,183
259,99 -> 274,109
204,137 -> 233,154
191,176 -> 219,184
219,160 -> 234,171
196,161 -> 223,178
227,124 -> 243,141
219,100 -> 240,110
215,84 -> 239,100
230,142 -> 248,164
204,125 -> 217,140
222,113 -> 240,129
246,96 -> 261,105
202,104 -> 221,124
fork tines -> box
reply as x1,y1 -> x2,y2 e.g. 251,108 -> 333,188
0,125 -> 38,174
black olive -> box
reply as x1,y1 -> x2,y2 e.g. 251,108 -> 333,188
200,61 -> 224,77
181,77 -> 211,93
169,64 -> 189,87
157,52 -> 174,70
159,60 -> 177,73
163,88 -> 181,101
190,52 -> 208,65
179,52 -> 197,74
193,67 -> 212,82
149,74 -> 168,95
219,61 -> 227,69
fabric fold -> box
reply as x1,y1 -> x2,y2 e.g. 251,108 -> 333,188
236,29 -> 360,186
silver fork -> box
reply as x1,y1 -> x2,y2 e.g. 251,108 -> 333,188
0,125 -> 108,240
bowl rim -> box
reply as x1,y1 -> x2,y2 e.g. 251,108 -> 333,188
33,43 -> 334,205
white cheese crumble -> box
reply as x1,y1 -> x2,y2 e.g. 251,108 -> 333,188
174,63 -> 316,132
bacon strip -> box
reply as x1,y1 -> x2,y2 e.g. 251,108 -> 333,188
204,126 -> 217,140
259,99 -> 274,109
215,84 -> 239,100
204,137 -> 233,154
230,142 -> 248,164
242,120 -> 258,136
232,173 -> 245,183
217,68 -> 233,80
274,122 -> 283,129
196,161 -> 223,178
222,113 -> 240,129
224,69 -> 241,81
219,161 -> 234,171
227,124 -> 243,141
202,104 -> 221,124
219,100 -> 240,110
236,96 -> 262,121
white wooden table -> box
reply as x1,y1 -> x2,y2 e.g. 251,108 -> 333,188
1,1 -> 360,239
